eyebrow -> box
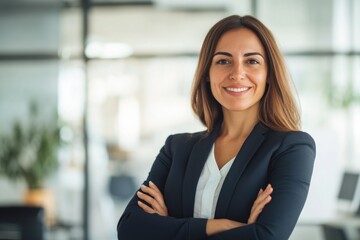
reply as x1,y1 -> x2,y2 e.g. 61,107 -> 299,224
213,51 -> 232,57
213,51 -> 265,59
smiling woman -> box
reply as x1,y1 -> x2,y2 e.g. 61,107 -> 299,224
192,16 -> 301,134
117,15 -> 315,240
209,28 -> 268,120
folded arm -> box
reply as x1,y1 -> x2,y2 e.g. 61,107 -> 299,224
137,181 -> 273,237
207,132 -> 316,240
117,131 -> 315,240
117,135 -> 208,240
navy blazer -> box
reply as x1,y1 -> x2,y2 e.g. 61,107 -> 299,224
117,122 -> 316,240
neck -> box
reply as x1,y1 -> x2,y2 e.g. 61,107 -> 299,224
220,107 -> 259,139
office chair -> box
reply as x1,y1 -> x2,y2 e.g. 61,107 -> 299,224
322,224 -> 347,240
109,174 -> 137,201
0,205 -> 45,240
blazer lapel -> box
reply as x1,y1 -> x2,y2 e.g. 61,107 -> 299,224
182,123 -> 221,217
214,123 -> 269,218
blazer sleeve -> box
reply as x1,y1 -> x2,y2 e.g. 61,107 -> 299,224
207,131 -> 316,240
117,135 -> 208,240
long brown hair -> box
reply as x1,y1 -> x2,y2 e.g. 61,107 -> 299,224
191,15 -> 300,132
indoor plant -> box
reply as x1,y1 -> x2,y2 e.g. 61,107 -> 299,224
0,101 -> 60,224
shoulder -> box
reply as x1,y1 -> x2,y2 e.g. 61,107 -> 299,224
265,129 -> 316,163
154,130 -> 208,168
257,124 -> 316,159
165,130 -> 208,148
270,130 -> 316,150
258,122 -> 315,148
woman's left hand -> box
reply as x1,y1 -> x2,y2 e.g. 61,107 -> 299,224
137,181 -> 168,216
248,184 -> 273,224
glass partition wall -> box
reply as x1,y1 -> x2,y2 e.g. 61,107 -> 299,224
0,0 -> 359,239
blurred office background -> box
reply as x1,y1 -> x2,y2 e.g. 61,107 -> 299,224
0,0 -> 360,239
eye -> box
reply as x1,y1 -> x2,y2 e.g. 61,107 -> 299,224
215,59 -> 231,65
247,59 -> 260,65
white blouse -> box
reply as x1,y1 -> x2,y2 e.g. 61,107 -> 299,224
193,144 -> 235,219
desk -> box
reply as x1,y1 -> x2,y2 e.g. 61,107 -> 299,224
47,221 -> 83,240
322,215 -> 360,240
0,206 -> 45,240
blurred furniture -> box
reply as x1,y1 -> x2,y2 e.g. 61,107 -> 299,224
0,205 -> 45,240
321,171 -> 360,240
321,218 -> 360,240
337,171 -> 360,213
109,174 -> 137,201
48,220 -> 82,240
322,224 -> 347,240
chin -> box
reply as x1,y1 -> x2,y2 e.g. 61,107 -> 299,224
223,103 -> 259,113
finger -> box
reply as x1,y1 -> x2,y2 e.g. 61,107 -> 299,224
137,191 -> 167,216
138,182 -> 169,216
263,184 -> 272,194
137,191 -> 159,209
140,185 -> 166,207
254,195 -> 272,211
252,196 -> 272,216
149,181 -> 161,194
248,196 -> 272,223
140,185 -> 158,198
137,201 -> 156,214
251,186 -> 273,214
253,185 -> 273,206
251,193 -> 272,215
146,182 -> 169,216
248,184 -> 273,223
263,185 -> 273,196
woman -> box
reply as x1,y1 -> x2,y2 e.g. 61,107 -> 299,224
117,15 -> 315,240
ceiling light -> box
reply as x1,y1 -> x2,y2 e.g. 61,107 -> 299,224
85,42 -> 133,59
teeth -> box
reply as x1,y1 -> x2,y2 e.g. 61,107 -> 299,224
226,87 -> 249,92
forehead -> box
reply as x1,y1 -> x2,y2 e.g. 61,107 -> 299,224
215,28 -> 265,55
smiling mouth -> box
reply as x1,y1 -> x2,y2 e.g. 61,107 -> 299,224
225,87 -> 250,92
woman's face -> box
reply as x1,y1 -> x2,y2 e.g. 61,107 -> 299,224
209,28 -> 268,114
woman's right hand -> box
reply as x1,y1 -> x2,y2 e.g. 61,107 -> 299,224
136,181 -> 168,217
248,184 -> 273,224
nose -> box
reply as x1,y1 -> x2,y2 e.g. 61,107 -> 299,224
229,62 -> 246,80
